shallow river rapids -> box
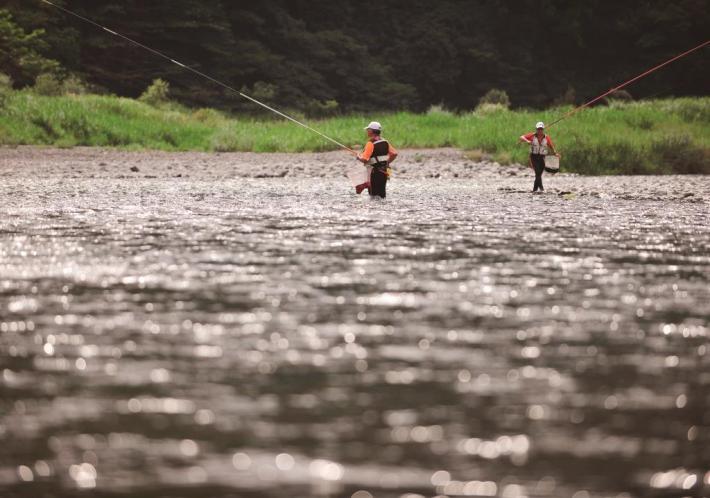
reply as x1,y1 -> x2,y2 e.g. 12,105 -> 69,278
1,152 -> 709,498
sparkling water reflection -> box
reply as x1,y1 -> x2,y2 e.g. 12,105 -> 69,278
1,176 -> 709,498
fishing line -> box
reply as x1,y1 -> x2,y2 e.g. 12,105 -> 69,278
40,0 -> 358,155
548,39 -> 709,128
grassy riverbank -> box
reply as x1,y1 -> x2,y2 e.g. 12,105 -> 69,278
1,92 -> 708,174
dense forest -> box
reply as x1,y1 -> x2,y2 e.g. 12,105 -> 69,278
1,0 -> 708,113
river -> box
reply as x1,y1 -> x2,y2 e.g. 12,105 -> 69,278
1,148 -> 709,498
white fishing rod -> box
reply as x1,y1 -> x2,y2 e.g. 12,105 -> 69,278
40,0 -> 358,156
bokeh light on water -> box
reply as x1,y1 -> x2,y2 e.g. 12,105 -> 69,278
0,177 -> 709,497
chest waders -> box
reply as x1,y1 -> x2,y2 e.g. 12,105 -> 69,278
367,139 -> 390,198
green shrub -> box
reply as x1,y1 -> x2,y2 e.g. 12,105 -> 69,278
0,124 -> 19,145
280,109 -> 307,123
0,73 -> 12,90
305,99 -> 339,118
0,73 -> 12,108
235,81 -> 281,115
33,73 -> 64,96
210,128 -> 254,152
61,113 -> 94,142
564,142 -> 650,175
139,78 -> 170,106
663,99 -> 710,123
62,75 -> 89,95
624,115 -> 654,130
478,88 -> 511,108
246,81 -> 276,101
55,137 -> 78,148
192,107 -> 225,124
601,89 -> 634,107
608,89 -> 633,101
427,104 -> 454,116
651,135 -> 709,174
475,103 -> 508,116
30,115 -> 60,140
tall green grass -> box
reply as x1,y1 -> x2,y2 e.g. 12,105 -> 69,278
1,91 -> 708,174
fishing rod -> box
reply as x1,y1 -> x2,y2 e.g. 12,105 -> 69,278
39,0 -> 358,156
548,39 -> 709,128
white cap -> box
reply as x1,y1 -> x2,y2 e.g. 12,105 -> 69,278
536,121 -> 545,129
364,121 -> 382,132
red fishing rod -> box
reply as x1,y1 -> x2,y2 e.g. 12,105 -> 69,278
547,39 -> 709,128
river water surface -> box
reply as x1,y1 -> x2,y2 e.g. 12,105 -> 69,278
1,157 -> 709,498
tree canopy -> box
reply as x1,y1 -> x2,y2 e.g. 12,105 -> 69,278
2,0 -> 708,113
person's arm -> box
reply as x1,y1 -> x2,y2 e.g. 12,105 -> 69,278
388,145 -> 398,164
547,136 -> 561,156
519,133 -> 533,144
357,142 -> 374,164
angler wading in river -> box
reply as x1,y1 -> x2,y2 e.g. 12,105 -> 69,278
356,122 -> 398,198
519,122 -> 560,193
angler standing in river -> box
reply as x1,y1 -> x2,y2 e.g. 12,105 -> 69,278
519,122 -> 560,193
356,121 -> 398,198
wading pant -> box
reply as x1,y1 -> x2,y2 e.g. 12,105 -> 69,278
531,154 -> 545,191
370,167 -> 388,198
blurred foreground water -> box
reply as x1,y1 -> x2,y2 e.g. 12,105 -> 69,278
0,177 -> 709,498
